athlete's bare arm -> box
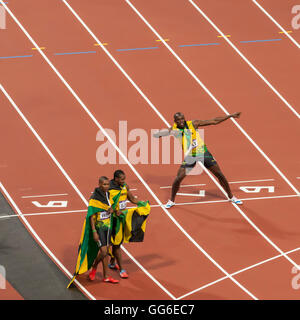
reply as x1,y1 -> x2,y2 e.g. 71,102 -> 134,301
153,127 -> 172,138
193,112 -> 241,128
126,185 -> 139,205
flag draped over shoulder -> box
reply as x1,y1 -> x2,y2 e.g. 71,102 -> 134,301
111,200 -> 151,245
67,185 -> 151,288
67,188 -> 121,288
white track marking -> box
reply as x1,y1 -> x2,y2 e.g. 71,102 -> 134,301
3,0 -> 294,293
160,183 -> 206,189
252,0 -> 300,49
0,84 -> 175,300
229,179 -> 275,184
0,209 -> 87,219
0,1 -> 245,299
0,84 -> 255,299
21,193 -> 68,198
117,1 -> 300,270
59,0 -> 169,127
160,179 -> 275,189
177,192 -> 205,197
0,182 -> 96,300
177,246 -> 300,300
61,0 -> 299,199
188,0 -> 300,118
1,194 -> 298,220
149,194 -> 298,208
125,0 -> 300,196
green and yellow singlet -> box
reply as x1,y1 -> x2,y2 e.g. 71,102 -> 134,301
109,180 -> 128,211
172,120 -> 207,157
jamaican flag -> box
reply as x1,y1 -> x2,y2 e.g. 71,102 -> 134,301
108,180 -> 151,244
67,187 -> 121,288
110,201 -> 151,245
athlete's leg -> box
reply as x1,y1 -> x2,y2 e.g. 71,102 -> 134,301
208,163 -> 233,199
170,166 -> 187,202
112,244 -> 123,271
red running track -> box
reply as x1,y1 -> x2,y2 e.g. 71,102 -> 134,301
0,0 -> 299,299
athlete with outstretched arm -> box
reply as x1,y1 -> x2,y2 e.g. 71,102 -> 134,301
153,112 -> 243,208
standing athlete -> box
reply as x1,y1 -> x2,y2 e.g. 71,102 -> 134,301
108,170 -> 141,279
153,112 -> 243,208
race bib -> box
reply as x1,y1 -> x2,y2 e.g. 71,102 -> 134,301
99,211 -> 110,220
119,200 -> 127,210
192,139 -> 198,147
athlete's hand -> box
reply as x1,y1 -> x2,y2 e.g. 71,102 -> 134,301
108,207 -> 113,214
116,211 -> 122,217
231,112 -> 241,119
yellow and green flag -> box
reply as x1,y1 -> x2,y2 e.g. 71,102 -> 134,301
111,200 -> 151,245
67,188 -> 121,288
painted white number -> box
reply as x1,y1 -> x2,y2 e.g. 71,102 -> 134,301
32,200 -> 68,208
292,5 -> 300,30
291,266 -> 300,290
239,186 -> 274,193
0,6 -> 6,29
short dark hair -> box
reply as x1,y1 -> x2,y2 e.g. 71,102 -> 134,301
99,176 -> 109,183
174,112 -> 184,120
113,170 -> 125,180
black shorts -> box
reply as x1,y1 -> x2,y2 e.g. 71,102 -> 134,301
181,150 -> 217,170
96,225 -> 111,248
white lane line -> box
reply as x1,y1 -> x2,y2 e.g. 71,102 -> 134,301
122,0 -> 300,271
48,1 -> 257,299
0,209 -> 87,220
177,246 -> 300,300
125,0 -> 300,196
1,194 -> 297,220
0,182 -> 96,300
188,0 -> 300,119
177,192 -> 205,197
21,193 -> 68,198
229,179 -> 275,184
252,0 -> 300,49
160,179 -> 275,189
0,84 -> 175,300
160,183 -> 206,189
146,194 -> 299,208
0,4 -> 257,297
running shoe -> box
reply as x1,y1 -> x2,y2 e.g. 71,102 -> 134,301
103,276 -> 119,284
89,267 -> 97,281
165,200 -> 175,209
108,263 -> 120,270
120,269 -> 129,279
230,196 -> 243,205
